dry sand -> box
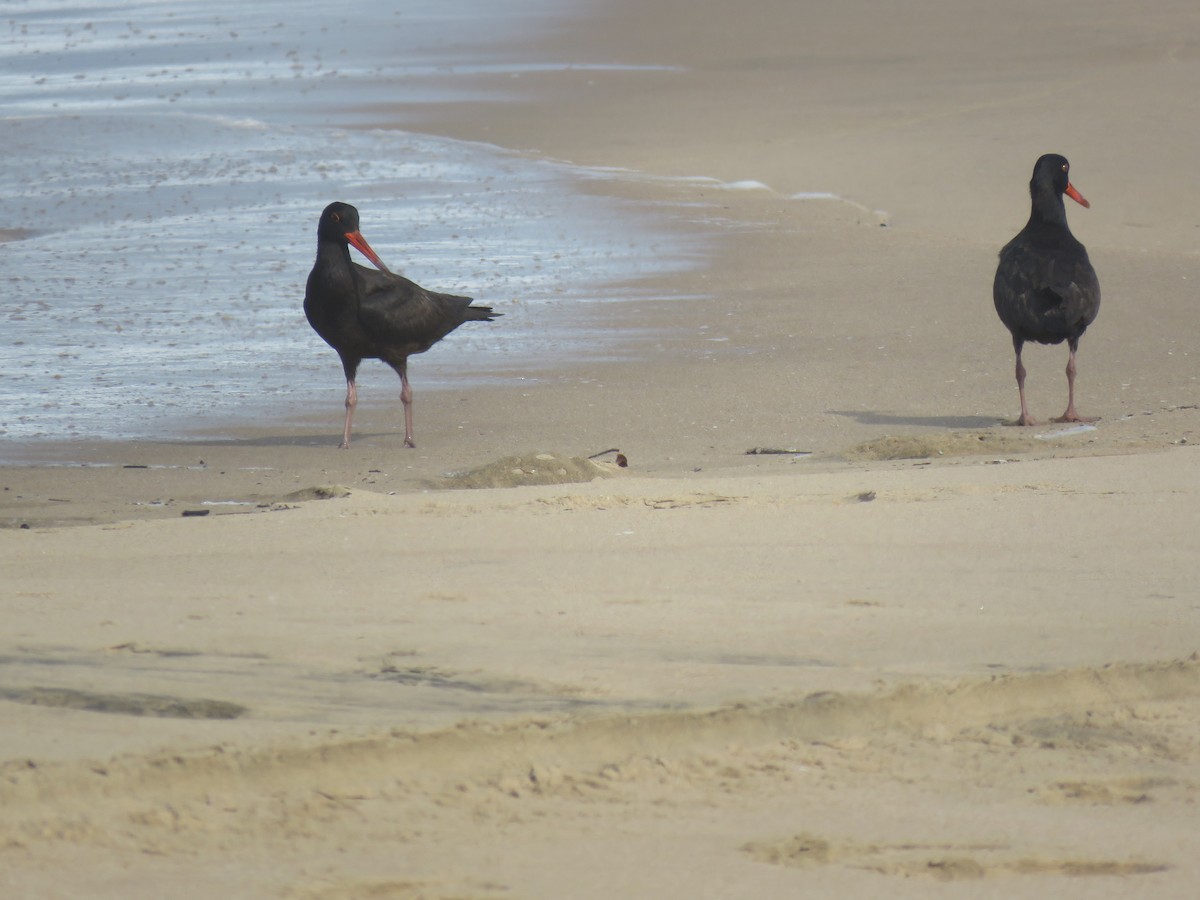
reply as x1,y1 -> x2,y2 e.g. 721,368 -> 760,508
3,1 -> 1200,897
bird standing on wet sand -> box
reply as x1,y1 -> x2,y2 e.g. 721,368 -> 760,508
993,154 -> 1101,426
304,201 -> 501,448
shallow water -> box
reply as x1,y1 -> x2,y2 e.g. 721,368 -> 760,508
0,0 -> 699,442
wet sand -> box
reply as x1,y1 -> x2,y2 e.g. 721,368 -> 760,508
3,0 -> 1200,897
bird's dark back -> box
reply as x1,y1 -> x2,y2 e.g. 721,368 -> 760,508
994,229 -> 1099,345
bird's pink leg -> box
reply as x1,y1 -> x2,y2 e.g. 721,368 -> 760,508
397,360 -> 415,448
1013,341 -> 1036,426
340,378 -> 357,449
1052,344 -> 1098,424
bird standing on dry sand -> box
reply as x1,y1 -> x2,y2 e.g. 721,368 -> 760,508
993,154 -> 1101,426
304,201 -> 501,448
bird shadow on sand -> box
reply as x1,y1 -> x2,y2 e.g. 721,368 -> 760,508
829,410 -> 1004,430
196,432 -> 399,449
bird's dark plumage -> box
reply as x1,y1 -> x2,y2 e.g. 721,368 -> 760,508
304,201 -> 501,448
993,154 -> 1100,425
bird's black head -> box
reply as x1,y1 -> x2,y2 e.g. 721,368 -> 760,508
317,201 -> 361,239
314,201 -> 391,274
1031,154 -> 1089,209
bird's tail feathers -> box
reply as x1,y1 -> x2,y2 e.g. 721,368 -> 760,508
466,304 -> 502,322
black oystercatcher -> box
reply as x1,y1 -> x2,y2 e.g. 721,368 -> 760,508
993,154 -> 1100,426
304,201 -> 501,448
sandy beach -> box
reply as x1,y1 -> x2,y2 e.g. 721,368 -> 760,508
3,0 -> 1200,897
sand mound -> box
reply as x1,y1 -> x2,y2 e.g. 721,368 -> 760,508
433,452 -> 621,490
843,431 -> 1036,461
283,485 -> 353,502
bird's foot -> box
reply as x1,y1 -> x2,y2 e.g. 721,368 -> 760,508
1005,415 -> 1038,427
404,438 -> 416,449
338,440 -> 351,449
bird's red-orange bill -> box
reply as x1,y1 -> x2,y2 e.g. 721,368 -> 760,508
1065,183 -> 1090,208
344,230 -> 392,273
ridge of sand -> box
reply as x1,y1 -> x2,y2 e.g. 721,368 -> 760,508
3,659 -> 1196,897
